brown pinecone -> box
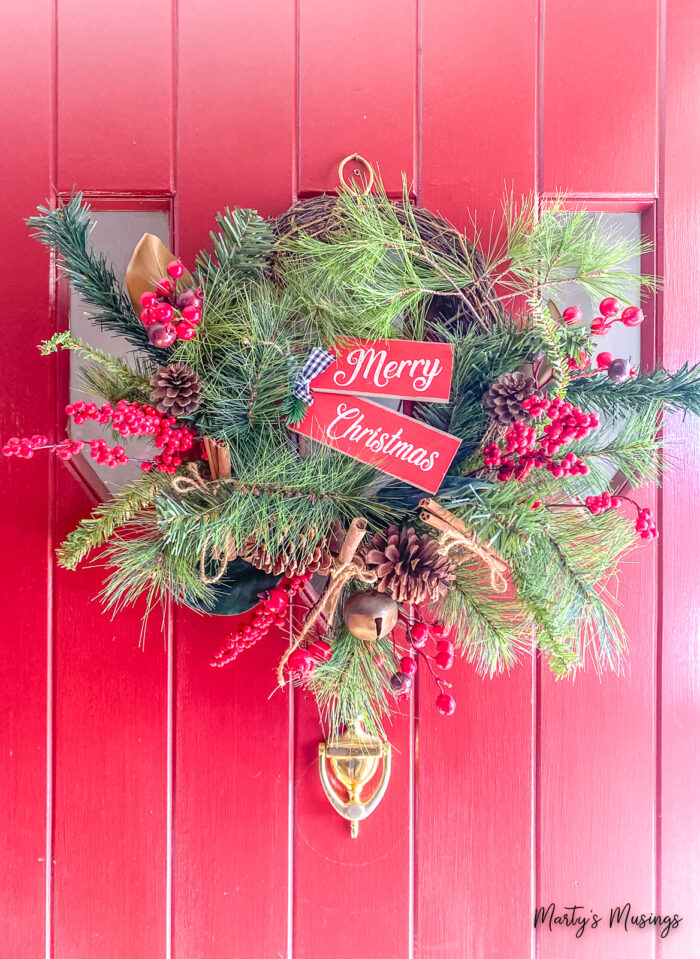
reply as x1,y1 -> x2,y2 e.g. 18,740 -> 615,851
242,535 -> 334,578
483,371 -> 538,425
364,525 -> 455,605
149,362 -> 202,417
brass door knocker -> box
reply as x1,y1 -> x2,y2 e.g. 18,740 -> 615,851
318,719 -> 391,838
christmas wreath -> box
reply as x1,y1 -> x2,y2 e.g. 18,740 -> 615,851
6,165 -> 700,740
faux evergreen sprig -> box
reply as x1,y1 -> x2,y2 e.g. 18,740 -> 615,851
28,193 -> 156,355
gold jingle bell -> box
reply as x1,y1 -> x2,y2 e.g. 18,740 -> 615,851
342,589 -> 398,641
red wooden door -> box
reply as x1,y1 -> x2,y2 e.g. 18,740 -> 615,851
1,2 -> 699,957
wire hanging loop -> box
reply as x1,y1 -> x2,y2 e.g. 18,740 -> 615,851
337,154 -> 375,194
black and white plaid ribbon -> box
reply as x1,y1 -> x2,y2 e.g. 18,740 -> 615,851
292,347 -> 335,406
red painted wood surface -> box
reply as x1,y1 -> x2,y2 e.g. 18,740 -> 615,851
418,3 -> 539,956
542,0 -> 658,197
0,4 -> 53,957
57,0 -> 172,192
172,4 -> 296,956
1,1 -> 699,957
659,2 -> 700,954
298,0 -> 416,194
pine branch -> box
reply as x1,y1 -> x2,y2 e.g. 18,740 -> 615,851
413,314 -> 545,463
277,178 -> 481,342
155,441 -> 394,575
482,195 -> 655,307
27,193 -> 157,355
57,476 -> 163,570
196,206 -> 275,280
98,510 -> 214,615
438,561 -> 531,675
528,297 -> 569,393
567,363 -> 700,419
307,621 -> 399,741
40,331 -> 153,403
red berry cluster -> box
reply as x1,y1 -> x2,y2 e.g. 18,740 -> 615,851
54,438 -> 86,460
387,618 -> 456,716
590,298 -> 644,335
580,493 -> 658,541
635,507 -> 658,540
585,491 -> 621,515
483,396 -> 599,483
210,574 -> 316,669
65,399 -> 197,474
2,434 -> 49,459
88,438 -> 128,467
139,260 -> 203,349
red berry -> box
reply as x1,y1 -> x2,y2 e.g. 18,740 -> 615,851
181,305 -> 201,323
596,351 -> 614,369
390,671 -> 413,694
148,322 -> 177,349
562,305 -> 582,325
435,651 -> 454,670
436,640 -> 454,655
140,291 -> 158,307
166,259 -> 185,279
176,321 -> 196,340
155,277 -> 175,296
599,297 -> 621,318
155,303 -> 174,322
436,693 -> 456,716
176,289 -> 202,311
411,622 -> 430,647
621,306 -> 644,327
308,640 -> 332,662
264,588 -> 289,613
430,622 -> 451,640
590,317 -> 611,335
400,656 -> 417,676
287,648 -> 315,676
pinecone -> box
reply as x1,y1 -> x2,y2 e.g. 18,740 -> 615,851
149,363 -> 202,417
242,535 -> 334,578
364,525 -> 455,605
483,371 -> 538,425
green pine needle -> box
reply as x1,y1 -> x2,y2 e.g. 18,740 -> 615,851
28,193 -> 157,355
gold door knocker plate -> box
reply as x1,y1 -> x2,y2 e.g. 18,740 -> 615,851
318,719 -> 391,838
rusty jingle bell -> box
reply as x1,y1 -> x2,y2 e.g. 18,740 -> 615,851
342,588 -> 399,641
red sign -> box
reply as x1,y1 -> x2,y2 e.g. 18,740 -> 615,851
291,391 -> 461,494
311,338 -> 453,402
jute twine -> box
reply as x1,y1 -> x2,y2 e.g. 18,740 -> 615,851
419,498 -> 509,593
276,517 -> 376,687
171,463 -> 239,584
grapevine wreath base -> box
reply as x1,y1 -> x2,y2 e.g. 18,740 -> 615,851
5,162 -> 700,743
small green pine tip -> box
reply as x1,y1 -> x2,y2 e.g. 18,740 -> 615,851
284,395 -> 309,427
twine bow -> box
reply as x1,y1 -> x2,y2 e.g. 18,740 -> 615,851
276,517 -> 376,687
419,498 -> 509,593
292,347 -> 336,406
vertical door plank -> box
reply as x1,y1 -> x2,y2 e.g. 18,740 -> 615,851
176,0 -> 297,263
419,2 -> 538,956
659,0 -> 700,952
298,0 -> 417,194
542,0 -> 658,196
539,2 -> 660,953
57,0 -> 172,192
52,489 -> 168,959
173,2 -> 296,955
293,0 -> 418,948
538,556 -> 657,959
0,4 -> 53,956
293,691 -> 414,959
